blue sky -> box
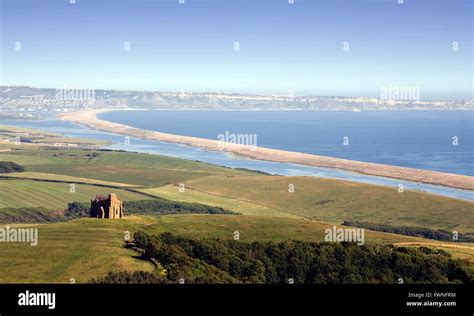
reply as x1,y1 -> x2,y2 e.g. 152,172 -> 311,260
1,0 -> 472,99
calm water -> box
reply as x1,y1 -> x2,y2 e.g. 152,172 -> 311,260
100,110 -> 474,176
1,112 -> 473,201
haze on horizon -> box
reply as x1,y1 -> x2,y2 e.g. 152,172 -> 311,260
1,0 -> 472,100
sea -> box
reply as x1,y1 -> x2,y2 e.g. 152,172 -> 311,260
99,110 -> 473,176
1,110 -> 473,201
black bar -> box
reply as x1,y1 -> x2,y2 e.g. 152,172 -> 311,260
0,284 -> 471,315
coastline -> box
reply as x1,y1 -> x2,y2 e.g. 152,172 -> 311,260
58,109 -> 474,191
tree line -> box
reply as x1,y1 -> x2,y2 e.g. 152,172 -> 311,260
91,232 -> 473,284
343,220 -> 474,242
0,161 -> 24,173
66,198 -> 236,219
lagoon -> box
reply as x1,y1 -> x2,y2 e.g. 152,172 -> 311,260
1,112 -> 473,201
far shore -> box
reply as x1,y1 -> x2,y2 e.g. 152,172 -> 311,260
58,109 -> 474,191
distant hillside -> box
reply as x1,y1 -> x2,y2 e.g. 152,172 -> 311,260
1,85 -> 472,112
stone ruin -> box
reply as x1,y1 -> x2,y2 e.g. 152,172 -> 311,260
90,193 -> 123,219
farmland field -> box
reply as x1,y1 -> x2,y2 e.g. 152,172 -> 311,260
25,150 -> 255,186
181,175 -> 474,233
0,129 -> 473,283
0,179 -> 149,210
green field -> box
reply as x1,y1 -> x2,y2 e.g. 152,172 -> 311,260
0,179 -> 149,210
0,127 -> 473,283
180,175 -> 474,233
0,218 -> 154,283
32,137 -> 109,146
1,215 -> 472,283
0,125 -> 59,137
1,145 -> 472,233
0,125 -> 108,146
0,125 -> 110,147
141,184 -> 297,218
25,150 -> 255,186
0,171 -> 138,187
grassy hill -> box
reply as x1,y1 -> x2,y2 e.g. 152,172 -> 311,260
178,175 -> 474,233
0,171 -> 139,187
6,149 -> 255,186
141,184 -> 297,218
0,179 -> 149,210
0,127 -> 473,283
1,145 -> 472,232
1,215 -> 472,283
0,218 -> 154,283
0,125 -> 108,146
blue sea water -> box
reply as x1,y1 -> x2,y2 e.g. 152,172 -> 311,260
1,111 -> 473,201
100,110 -> 474,176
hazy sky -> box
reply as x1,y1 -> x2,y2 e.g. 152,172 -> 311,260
1,0 -> 472,99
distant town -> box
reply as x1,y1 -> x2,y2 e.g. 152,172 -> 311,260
1,85 -> 472,119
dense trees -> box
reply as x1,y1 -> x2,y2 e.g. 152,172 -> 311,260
91,271 -> 166,284
92,232 -> 473,284
0,161 -> 24,173
0,207 -> 63,223
122,199 -> 235,215
65,198 -> 236,219
0,198 -> 235,224
65,202 -> 90,219
343,221 -> 474,242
